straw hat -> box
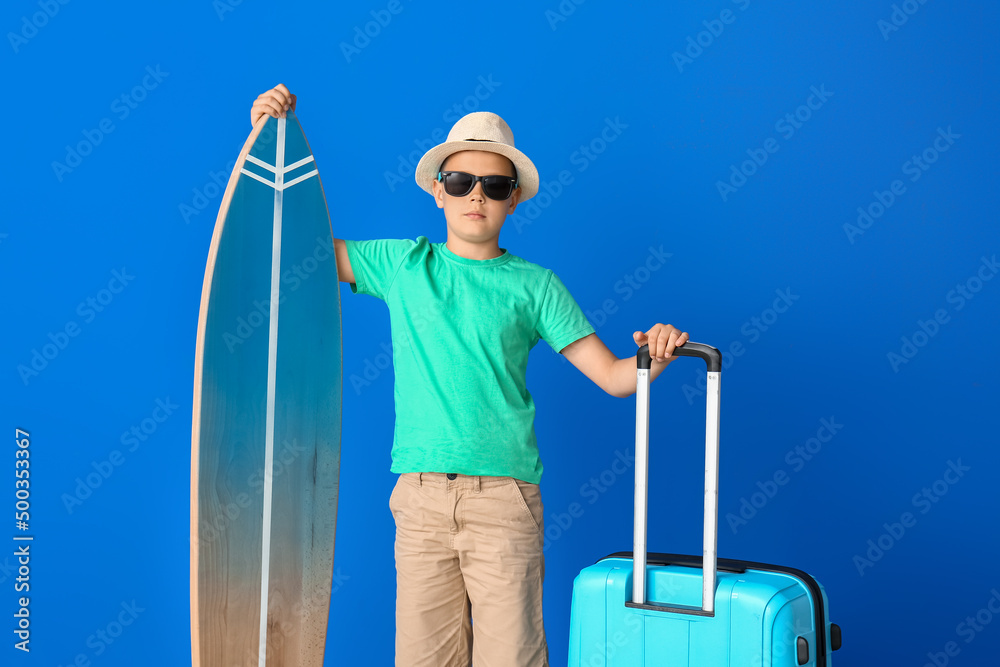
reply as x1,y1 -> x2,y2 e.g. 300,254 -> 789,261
414,112 -> 539,201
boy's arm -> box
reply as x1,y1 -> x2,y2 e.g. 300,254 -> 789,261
333,239 -> 356,284
561,324 -> 689,399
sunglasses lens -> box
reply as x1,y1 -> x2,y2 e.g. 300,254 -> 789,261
443,172 -> 474,196
441,172 -> 514,200
482,176 -> 513,201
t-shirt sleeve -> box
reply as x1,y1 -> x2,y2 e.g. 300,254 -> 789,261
536,271 -> 596,353
343,238 -> 416,301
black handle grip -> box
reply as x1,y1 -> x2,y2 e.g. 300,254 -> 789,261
637,342 -> 721,372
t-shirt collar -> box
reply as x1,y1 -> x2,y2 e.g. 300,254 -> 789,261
438,242 -> 512,267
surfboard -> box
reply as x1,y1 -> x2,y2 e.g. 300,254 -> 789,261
191,110 -> 342,667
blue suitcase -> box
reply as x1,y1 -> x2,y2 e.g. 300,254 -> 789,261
568,343 -> 842,666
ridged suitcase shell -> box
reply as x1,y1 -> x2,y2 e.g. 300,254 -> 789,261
569,553 -> 837,666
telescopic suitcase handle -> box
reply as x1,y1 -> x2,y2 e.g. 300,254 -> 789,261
630,342 -> 722,615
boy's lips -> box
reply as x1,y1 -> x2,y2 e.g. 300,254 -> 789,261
464,211 -> 486,219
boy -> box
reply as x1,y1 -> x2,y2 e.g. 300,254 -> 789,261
251,84 -> 689,667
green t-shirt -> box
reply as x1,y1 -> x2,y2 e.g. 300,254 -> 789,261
344,236 -> 595,483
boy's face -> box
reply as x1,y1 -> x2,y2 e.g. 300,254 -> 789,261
432,150 -> 521,250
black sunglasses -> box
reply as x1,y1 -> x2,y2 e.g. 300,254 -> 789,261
437,171 -> 519,201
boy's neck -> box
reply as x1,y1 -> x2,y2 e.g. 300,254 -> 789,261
446,238 -> 505,261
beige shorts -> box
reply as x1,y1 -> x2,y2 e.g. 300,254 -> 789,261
389,472 -> 548,667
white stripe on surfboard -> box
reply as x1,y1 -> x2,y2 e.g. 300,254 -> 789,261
245,154 -> 278,173
284,154 -> 315,172
240,168 -> 278,188
240,165 -> 318,192
282,169 -> 319,190
258,115 -> 286,667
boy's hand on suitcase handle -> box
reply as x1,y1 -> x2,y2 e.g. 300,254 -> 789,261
633,324 -> 689,363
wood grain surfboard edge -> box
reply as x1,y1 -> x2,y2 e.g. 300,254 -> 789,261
190,113 -> 271,667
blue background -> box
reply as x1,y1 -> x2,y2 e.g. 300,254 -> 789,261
4,1 -> 998,665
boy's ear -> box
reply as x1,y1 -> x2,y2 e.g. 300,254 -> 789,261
431,179 -> 446,209
507,187 -> 521,214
